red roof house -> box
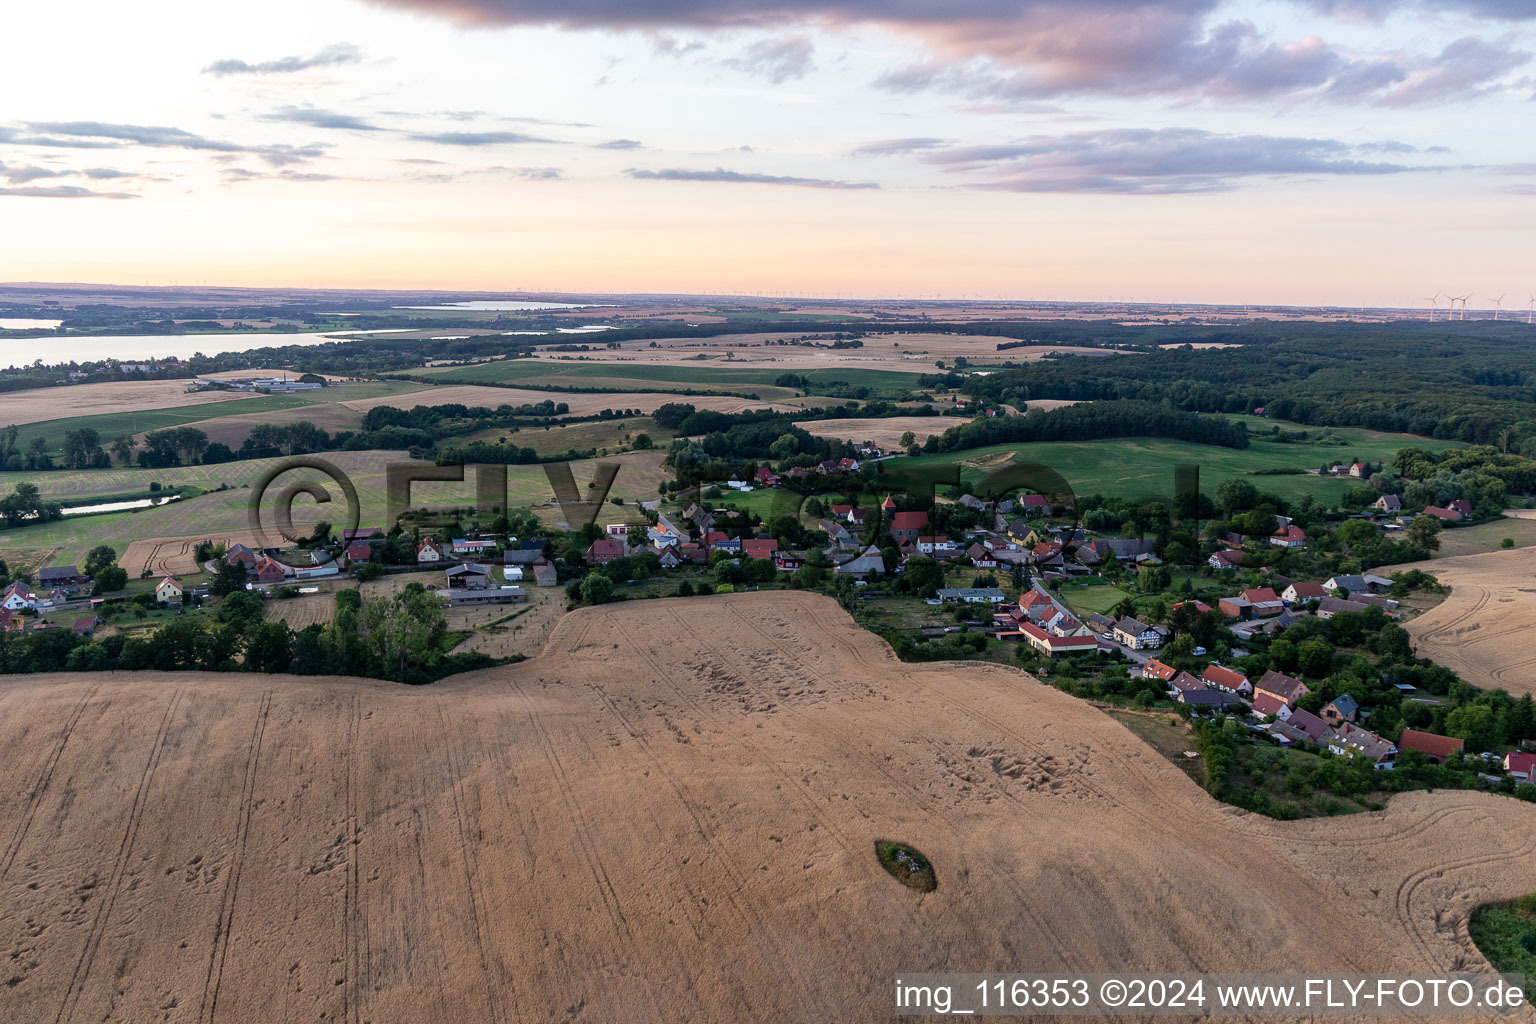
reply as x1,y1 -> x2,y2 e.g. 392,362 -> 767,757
1397,729 -> 1465,764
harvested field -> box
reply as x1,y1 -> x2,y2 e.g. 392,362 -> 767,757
2,592 -> 1534,1023
1021,398 -> 1081,412
0,379 -> 252,427
341,385 -> 796,417
1395,547 -> 1536,697
263,589 -> 351,629
119,533 -> 262,578
794,415 -> 960,447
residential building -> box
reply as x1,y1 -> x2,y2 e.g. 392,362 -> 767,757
224,543 -> 258,568
1200,664 -> 1252,696
1504,752 -> 1536,781
1251,691 -> 1292,720
1373,494 -> 1402,514
344,540 -> 376,565
1397,729 -> 1464,764
1254,669 -> 1310,709
155,577 -> 185,603
1421,505 -> 1463,522
834,545 -> 885,578
936,587 -> 1006,604
586,538 -> 626,565
1208,549 -> 1244,570
1317,596 -> 1371,619
1281,581 -> 1329,604
889,510 -> 929,543
1241,588 -> 1285,616
2,582 -> 38,611
741,538 -> 779,560
1015,622 -> 1099,657
1141,659 -> 1177,682
1321,694 -> 1359,724
1329,723 -> 1397,767
1112,617 -> 1163,650
252,557 -> 288,583
1325,573 -> 1394,595
1284,707 -> 1332,743
1269,524 -> 1307,549
1167,671 -> 1206,696
416,538 -> 444,563
1179,689 -> 1244,710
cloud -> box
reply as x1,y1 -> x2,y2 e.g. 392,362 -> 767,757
0,185 -> 137,199
917,127 -> 1429,194
406,130 -> 555,145
203,43 -> 363,77
505,166 -> 565,179
725,34 -> 815,83
363,0 -> 1532,106
1373,37 -> 1531,107
626,165 -> 878,188
849,137 -> 949,157
13,121 -> 327,166
220,167 -> 346,184
594,138 -> 644,149
261,106 -> 385,131
0,161 -> 67,185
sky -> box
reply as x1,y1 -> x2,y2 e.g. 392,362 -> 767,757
0,0 -> 1532,307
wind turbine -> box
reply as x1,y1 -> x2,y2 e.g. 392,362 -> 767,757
1450,292 -> 1472,320
1424,293 -> 1441,321
1528,294 -> 1535,326
1493,294 -> 1506,321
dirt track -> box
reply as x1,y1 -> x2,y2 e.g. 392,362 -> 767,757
2,591 -> 1534,1023
1397,547 -> 1536,697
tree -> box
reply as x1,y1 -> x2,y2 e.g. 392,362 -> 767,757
579,572 -> 615,605
632,433 -> 654,450
1407,515 -> 1441,552
1296,639 -> 1333,677
244,621 -> 294,674
93,566 -> 127,594
110,434 -> 135,466
1216,478 -> 1259,515
83,545 -> 117,577
898,430 -> 916,447
900,556 -> 945,597
1445,703 -> 1500,753
211,559 -> 249,597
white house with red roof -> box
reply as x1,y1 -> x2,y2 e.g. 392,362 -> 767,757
416,538 -> 444,563
1208,549 -> 1244,570
1014,622 -> 1098,658
1505,752 -> 1536,781
1200,664 -> 1252,696
1269,524 -> 1307,549
2,581 -> 37,611
155,577 -> 185,603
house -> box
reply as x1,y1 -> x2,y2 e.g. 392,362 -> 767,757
1251,691 -> 1292,720
741,538 -> 779,560
38,565 -> 87,591
2,582 -> 38,611
0,607 -> 17,632
1179,689 -> 1245,710
1321,694 -> 1359,724
446,563 -> 493,590
1504,752 -> 1536,781
1085,612 -> 1117,636
1242,587 -> 1285,616
532,562 -> 559,588
1282,581 -> 1329,604
889,510 -> 929,543
1016,590 -> 1056,621
1105,538 -> 1156,561
1044,611 -> 1086,637
1449,498 -> 1473,517
1317,596 -> 1371,619
1284,707 -> 1332,744
917,536 -> 961,557
1208,549 -> 1244,570
648,525 -> 681,549
1016,494 -> 1054,516
1141,658 -> 1178,682
1348,461 -> 1368,478
937,587 -> 1006,604
1325,573 -> 1393,595
1028,541 -> 1065,568
1200,664 -> 1252,696
1397,729 -> 1464,764
656,547 -> 682,569
966,543 -> 998,568
834,545 -> 885,578
1422,505 -> 1463,522
1015,622 -> 1099,657
224,543 -> 258,568
605,523 -> 633,538
676,543 -> 709,565
1171,600 -> 1214,616
1329,723 -> 1397,767
72,616 -> 98,637
344,540 -> 375,565
416,538 -> 444,563
753,466 -> 779,487
1269,524 -> 1307,549
155,577 -> 185,603
1167,671 -> 1206,696
586,538 -> 626,565
1254,669 -> 1310,709
1074,540 -> 1110,567
451,538 -> 495,557
1374,494 -> 1402,514
773,551 -> 805,572
252,557 -> 288,584
1112,617 -> 1163,649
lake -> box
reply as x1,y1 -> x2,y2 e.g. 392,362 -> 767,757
0,318 -> 63,330
0,328 -> 415,369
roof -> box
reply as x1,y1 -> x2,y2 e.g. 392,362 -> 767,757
1286,581 -> 1329,601
1018,622 -> 1098,650
1325,693 -> 1359,716
1168,671 -> 1206,693
1255,669 -> 1309,704
1115,616 -> 1154,636
345,541 -> 374,559
1319,596 -> 1369,615
1180,689 -> 1242,707
1241,587 -> 1281,604
1508,752 -> 1536,775
1398,729 -> 1464,761
1272,525 -> 1306,542
1251,691 -> 1289,718
1201,664 -> 1249,690
937,587 -> 1006,601
889,510 -> 929,532
1172,600 -> 1213,614
1333,722 -> 1396,761
38,565 -> 80,581
1018,494 -> 1052,508
1209,549 -> 1244,567
417,537 -> 441,551
157,576 -> 182,590
1422,505 -> 1461,520
1285,708 -> 1331,743
1142,659 -> 1177,681
741,538 -> 778,559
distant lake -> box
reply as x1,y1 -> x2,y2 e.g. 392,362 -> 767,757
0,318 -> 63,329
0,328 -> 414,369
394,301 -> 615,311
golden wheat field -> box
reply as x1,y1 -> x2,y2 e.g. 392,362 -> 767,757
1397,546 -> 1536,698
2,592 -> 1534,1023
0,380 -> 253,426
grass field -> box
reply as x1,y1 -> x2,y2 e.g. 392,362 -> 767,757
1056,579 -> 1133,617
466,416 -> 675,456
1431,516 -> 1536,557
0,448 -> 669,567
894,421 -> 1462,504
418,359 -> 924,397
15,381 -> 429,451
